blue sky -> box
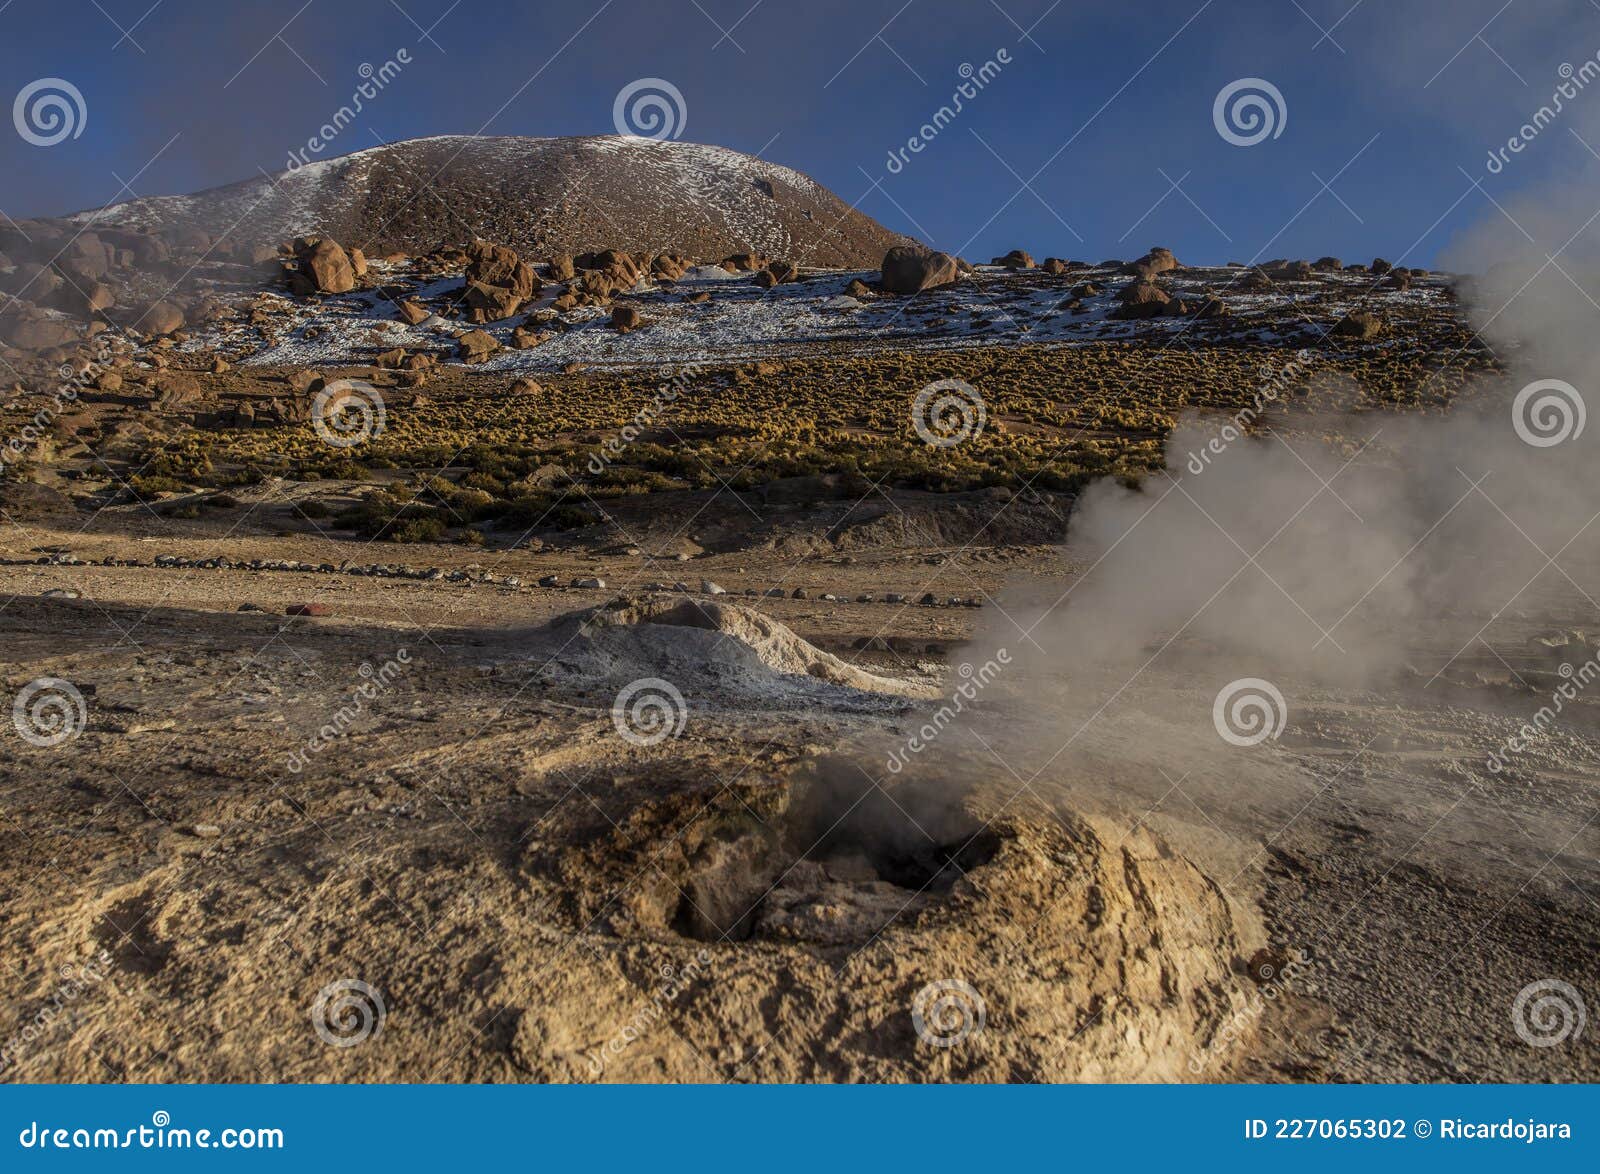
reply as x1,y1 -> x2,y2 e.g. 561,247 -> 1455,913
2,0 -> 1597,267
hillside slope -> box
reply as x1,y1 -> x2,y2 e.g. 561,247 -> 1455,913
75,135 -> 913,267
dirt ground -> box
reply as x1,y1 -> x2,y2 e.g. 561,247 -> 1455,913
2,496 -> 1594,1083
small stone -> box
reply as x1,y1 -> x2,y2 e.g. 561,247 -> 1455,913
1246,946 -> 1289,984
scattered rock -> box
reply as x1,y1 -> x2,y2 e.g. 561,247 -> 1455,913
1333,312 -> 1383,339
1265,259 -> 1313,281
1113,281 -> 1170,319
456,330 -> 500,363
1122,247 -> 1179,278
141,301 -> 186,335
286,369 -> 323,395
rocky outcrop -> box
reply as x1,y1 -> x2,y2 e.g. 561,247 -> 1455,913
881,245 -> 960,294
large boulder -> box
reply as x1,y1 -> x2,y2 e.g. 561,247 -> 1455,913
1112,281 -> 1170,319
1333,311 -> 1383,339
651,253 -> 692,280
141,300 -> 186,335
290,238 -> 357,294
456,329 -> 500,363
992,249 -> 1035,269
76,281 -> 116,314
58,233 -> 116,283
466,239 -> 537,299
880,245 -> 959,294
755,260 -> 799,288
575,248 -> 641,294
99,227 -> 169,266
0,307 -> 78,350
1122,247 -> 1179,279
1265,259 -> 1314,281
461,281 -> 524,324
